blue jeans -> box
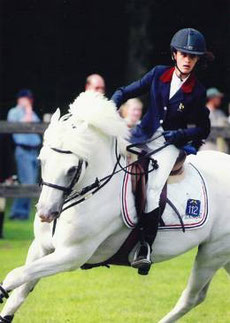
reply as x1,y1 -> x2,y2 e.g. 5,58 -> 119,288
10,146 -> 39,219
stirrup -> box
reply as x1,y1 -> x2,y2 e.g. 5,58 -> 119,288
131,242 -> 152,269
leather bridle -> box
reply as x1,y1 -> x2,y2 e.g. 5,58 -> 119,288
41,137 -> 166,211
39,136 -> 166,235
41,147 -> 84,197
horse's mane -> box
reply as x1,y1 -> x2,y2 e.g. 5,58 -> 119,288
43,91 -> 129,160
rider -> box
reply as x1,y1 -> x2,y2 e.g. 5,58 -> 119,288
111,28 -> 211,275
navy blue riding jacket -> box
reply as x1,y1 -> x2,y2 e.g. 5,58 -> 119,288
111,65 -> 210,147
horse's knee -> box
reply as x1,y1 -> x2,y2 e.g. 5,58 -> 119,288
195,293 -> 206,306
194,286 -> 209,306
179,287 -> 207,312
178,289 -> 198,312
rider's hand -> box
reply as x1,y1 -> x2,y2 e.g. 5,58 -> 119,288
164,130 -> 186,146
183,145 -> 197,155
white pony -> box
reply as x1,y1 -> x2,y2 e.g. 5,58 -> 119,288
1,91 -> 230,323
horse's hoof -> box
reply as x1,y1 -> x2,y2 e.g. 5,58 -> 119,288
0,286 -> 9,303
0,316 -> 14,323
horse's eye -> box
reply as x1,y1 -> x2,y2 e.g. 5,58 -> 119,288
67,166 -> 77,176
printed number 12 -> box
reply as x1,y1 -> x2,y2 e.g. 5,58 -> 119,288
188,205 -> 199,216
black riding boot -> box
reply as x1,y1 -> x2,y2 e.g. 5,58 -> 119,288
131,207 -> 160,275
0,212 -> 5,239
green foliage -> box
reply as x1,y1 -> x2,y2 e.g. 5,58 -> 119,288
0,204 -> 230,322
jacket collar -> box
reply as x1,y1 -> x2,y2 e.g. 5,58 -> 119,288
159,66 -> 196,93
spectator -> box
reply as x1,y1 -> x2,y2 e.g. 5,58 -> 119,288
85,74 -> 105,94
120,98 -> 143,128
7,89 -> 41,220
0,134 -> 16,237
206,88 -> 228,126
201,88 -> 228,152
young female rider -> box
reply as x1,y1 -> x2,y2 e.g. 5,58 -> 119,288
111,28 -> 211,275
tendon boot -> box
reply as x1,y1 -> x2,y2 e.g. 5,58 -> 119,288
0,285 -> 9,304
131,208 -> 160,275
0,212 -> 5,239
0,315 -> 14,323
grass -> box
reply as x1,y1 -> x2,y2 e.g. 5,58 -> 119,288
0,201 -> 230,322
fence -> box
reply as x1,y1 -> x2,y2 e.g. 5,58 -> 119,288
0,122 -> 48,198
0,121 -> 230,198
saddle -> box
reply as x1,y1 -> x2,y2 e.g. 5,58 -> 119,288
81,150 -> 187,270
131,149 -> 187,217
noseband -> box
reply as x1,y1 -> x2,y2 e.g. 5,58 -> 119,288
41,148 -> 84,197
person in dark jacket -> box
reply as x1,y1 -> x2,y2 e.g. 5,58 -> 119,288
111,28 -> 211,275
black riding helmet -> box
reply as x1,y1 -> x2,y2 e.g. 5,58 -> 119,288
170,28 -> 206,56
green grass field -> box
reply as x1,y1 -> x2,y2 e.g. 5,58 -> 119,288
0,201 -> 230,323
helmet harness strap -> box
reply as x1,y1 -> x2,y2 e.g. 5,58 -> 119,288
171,52 -> 194,81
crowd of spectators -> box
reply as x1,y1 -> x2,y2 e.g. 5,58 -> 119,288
0,74 -> 229,238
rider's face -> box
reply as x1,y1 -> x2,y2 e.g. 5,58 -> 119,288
174,51 -> 199,75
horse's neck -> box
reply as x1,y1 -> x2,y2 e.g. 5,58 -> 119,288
75,136 -> 125,234
79,136 -> 118,189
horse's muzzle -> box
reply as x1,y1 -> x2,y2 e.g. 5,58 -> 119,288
39,211 -> 59,223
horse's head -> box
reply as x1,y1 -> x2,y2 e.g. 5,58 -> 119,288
37,110 -> 89,222
36,91 -> 128,223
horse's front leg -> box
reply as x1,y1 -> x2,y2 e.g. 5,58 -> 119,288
0,241 -> 95,302
0,239 -> 51,321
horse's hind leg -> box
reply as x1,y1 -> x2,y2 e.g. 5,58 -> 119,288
0,239 -> 50,321
159,242 -> 228,323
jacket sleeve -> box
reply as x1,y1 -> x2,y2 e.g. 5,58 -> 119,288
111,67 -> 156,108
183,89 -> 210,144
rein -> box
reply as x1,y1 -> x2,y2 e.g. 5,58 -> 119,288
62,134 -> 168,209
40,134 -> 169,234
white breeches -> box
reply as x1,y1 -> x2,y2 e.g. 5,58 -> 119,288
145,128 -> 180,212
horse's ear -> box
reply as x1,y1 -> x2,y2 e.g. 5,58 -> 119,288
51,108 -> 61,124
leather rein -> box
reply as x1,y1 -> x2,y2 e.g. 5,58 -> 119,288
40,135 -> 168,235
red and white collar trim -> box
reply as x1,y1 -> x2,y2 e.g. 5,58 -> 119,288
160,67 -> 196,93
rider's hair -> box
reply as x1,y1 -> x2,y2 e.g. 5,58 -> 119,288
171,47 -> 215,71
